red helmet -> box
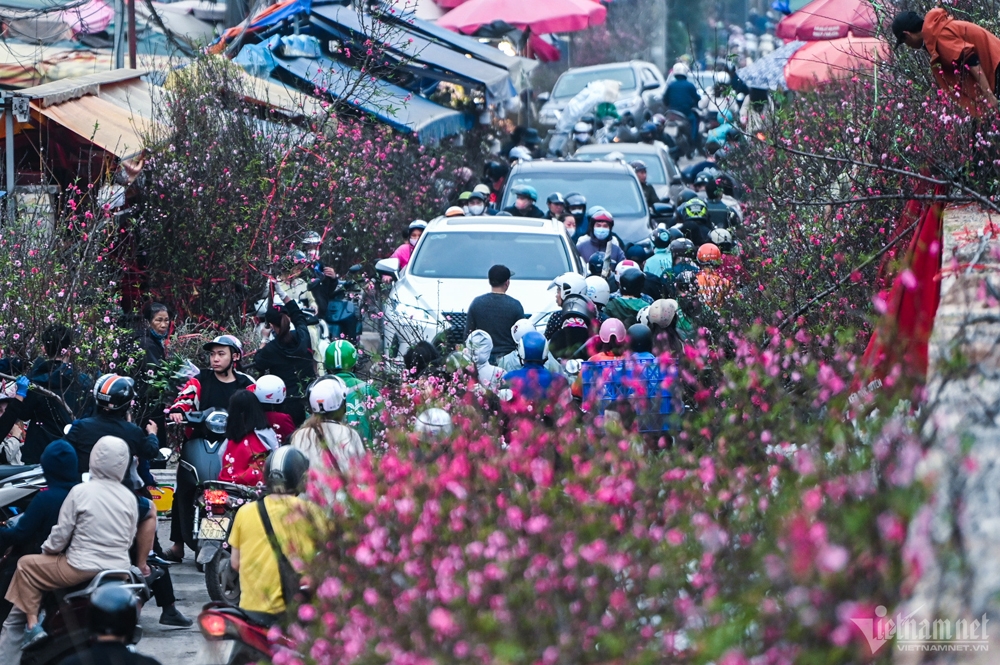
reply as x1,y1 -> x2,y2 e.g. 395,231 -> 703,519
697,243 -> 722,265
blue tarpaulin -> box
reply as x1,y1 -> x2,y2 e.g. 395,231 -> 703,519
311,4 -> 514,101
272,54 -> 471,143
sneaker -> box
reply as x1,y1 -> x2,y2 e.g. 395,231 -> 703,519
22,623 -> 47,650
159,606 -> 194,628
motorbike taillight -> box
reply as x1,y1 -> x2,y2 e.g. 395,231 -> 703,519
203,489 -> 229,505
199,613 -> 229,639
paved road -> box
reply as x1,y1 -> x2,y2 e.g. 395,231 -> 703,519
138,518 -> 212,664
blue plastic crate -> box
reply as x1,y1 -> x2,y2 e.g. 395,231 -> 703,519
581,359 -> 679,431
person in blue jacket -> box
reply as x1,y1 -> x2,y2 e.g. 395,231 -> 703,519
0,439 -> 80,623
664,62 -> 701,147
504,332 -> 568,401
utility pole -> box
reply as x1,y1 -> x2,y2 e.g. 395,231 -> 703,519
128,0 -> 137,68
649,0 -> 667,73
113,0 -> 125,68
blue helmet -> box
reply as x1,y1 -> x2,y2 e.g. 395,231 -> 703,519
518,331 -> 549,365
512,184 -> 539,202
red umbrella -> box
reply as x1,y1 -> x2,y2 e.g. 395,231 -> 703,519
776,0 -> 876,41
783,36 -> 887,91
438,0 -> 606,35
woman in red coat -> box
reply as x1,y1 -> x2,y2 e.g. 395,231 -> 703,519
218,390 -> 279,486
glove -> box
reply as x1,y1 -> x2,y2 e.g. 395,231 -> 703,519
15,376 -> 29,399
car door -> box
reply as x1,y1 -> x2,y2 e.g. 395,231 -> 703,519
641,66 -> 665,109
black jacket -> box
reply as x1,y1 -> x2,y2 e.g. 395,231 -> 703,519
253,300 -> 316,399
65,413 -> 159,482
0,359 -> 93,465
58,641 -> 163,665
503,204 -> 546,218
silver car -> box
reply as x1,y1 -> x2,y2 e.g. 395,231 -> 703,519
376,215 -> 585,356
538,60 -> 666,127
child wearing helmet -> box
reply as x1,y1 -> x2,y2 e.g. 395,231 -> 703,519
695,243 -> 732,309
324,340 -> 381,444
252,375 -> 296,445
589,318 -> 628,362
290,376 -> 364,473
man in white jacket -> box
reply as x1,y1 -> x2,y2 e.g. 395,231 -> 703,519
0,436 -> 138,658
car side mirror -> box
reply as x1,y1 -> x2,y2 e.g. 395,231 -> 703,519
537,92 -> 550,103
652,203 -> 673,218
670,175 -> 682,186
641,81 -> 659,92
375,258 -> 400,281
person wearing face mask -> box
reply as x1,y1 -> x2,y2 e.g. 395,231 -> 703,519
466,188 -> 488,216
562,216 -> 577,239
390,220 -> 427,270
565,121 -> 593,156
576,208 -> 625,263
565,192 -> 587,241
503,185 -> 546,219
545,192 -> 567,221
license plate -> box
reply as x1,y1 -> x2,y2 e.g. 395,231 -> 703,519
198,516 -> 230,541
196,639 -> 235,665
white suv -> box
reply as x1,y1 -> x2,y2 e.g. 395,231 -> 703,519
376,214 -> 585,355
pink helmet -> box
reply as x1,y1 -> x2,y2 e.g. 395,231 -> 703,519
599,318 -> 627,344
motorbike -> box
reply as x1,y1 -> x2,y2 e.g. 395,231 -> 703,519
321,263 -> 364,342
174,409 -> 229,555
21,569 -> 149,665
195,480 -> 262,606
0,464 -> 45,520
662,109 -> 692,161
198,601 -> 296,665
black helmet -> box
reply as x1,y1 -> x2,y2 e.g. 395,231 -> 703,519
669,238 -> 696,261
677,188 -> 699,204
627,324 -> 653,354
619,268 -> 646,297
638,122 -> 657,142
694,170 -> 719,199
264,447 -> 311,494
565,192 -> 587,209
651,224 -> 672,249
561,293 -> 593,322
484,161 -> 509,181
625,241 -> 655,264
93,374 -> 136,412
90,585 -> 139,642
588,252 -> 606,276
629,159 -> 648,173
546,192 -> 566,205
678,198 -> 709,221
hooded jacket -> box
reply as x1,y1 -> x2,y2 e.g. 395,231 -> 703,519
43,436 -> 138,571
923,8 -> 1000,114
464,330 -> 505,392
253,300 -> 316,399
0,440 -> 80,555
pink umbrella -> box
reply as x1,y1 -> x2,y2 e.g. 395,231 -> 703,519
783,36 -> 887,90
438,0 -> 606,35
435,0 -> 467,9
776,0 -> 876,41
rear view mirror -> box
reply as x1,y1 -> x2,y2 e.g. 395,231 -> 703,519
537,92 -> 550,103
375,258 -> 401,281
652,203 -> 674,218
641,81 -> 659,92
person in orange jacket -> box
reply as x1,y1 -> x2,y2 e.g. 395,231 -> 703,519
893,8 -> 1000,113
695,243 -> 732,309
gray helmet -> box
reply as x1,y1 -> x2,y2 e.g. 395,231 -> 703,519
415,408 -> 453,438
264,447 -> 311,494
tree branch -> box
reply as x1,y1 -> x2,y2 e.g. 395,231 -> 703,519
776,194 -> 973,207
0,371 -> 72,416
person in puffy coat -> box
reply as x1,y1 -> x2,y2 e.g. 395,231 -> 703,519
218,390 -> 279,487
0,436 -> 138,658
463,330 -> 505,393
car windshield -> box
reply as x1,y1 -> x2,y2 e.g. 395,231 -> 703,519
409,232 -> 572,280
552,67 -> 636,99
503,173 -> 646,216
574,152 -> 667,184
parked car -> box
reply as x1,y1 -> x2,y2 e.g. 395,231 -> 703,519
375,215 -> 584,356
501,159 -> 661,244
571,142 -> 683,204
538,61 -> 666,127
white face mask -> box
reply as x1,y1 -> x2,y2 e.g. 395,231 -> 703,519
409,237 -> 419,246
468,203 -> 485,215
574,133 -> 589,142
593,227 -> 610,240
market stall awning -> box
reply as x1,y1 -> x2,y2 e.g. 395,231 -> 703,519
737,40 -> 805,90
311,4 -> 514,101
784,36 -> 887,91
34,94 -> 152,157
775,0 -> 876,41
437,0 -> 605,36
273,54 -> 471,143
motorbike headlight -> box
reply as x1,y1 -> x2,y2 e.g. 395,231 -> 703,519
205,411 -> 228,435
394,302 -> 438,326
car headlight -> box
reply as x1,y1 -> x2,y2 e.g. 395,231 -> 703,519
393,302 -> 438,325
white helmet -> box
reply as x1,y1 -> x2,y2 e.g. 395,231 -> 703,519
254,375 -> 287,405
509,146 -> 533,162
308,376 -> 347,413
614,259 -> 641,278
573,121 -> 591,133
648,299 -> 679,328
709,227 -> 733,246
637,305 -> 651,327
585,275 -> 611,306
671,62 -> 691,78
714,70 -> 731,86
548,272 -> 588,300
511,318 -> 534,343
415,408 -> 453,438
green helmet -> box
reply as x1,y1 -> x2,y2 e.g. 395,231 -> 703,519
325,340 -> 358,372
